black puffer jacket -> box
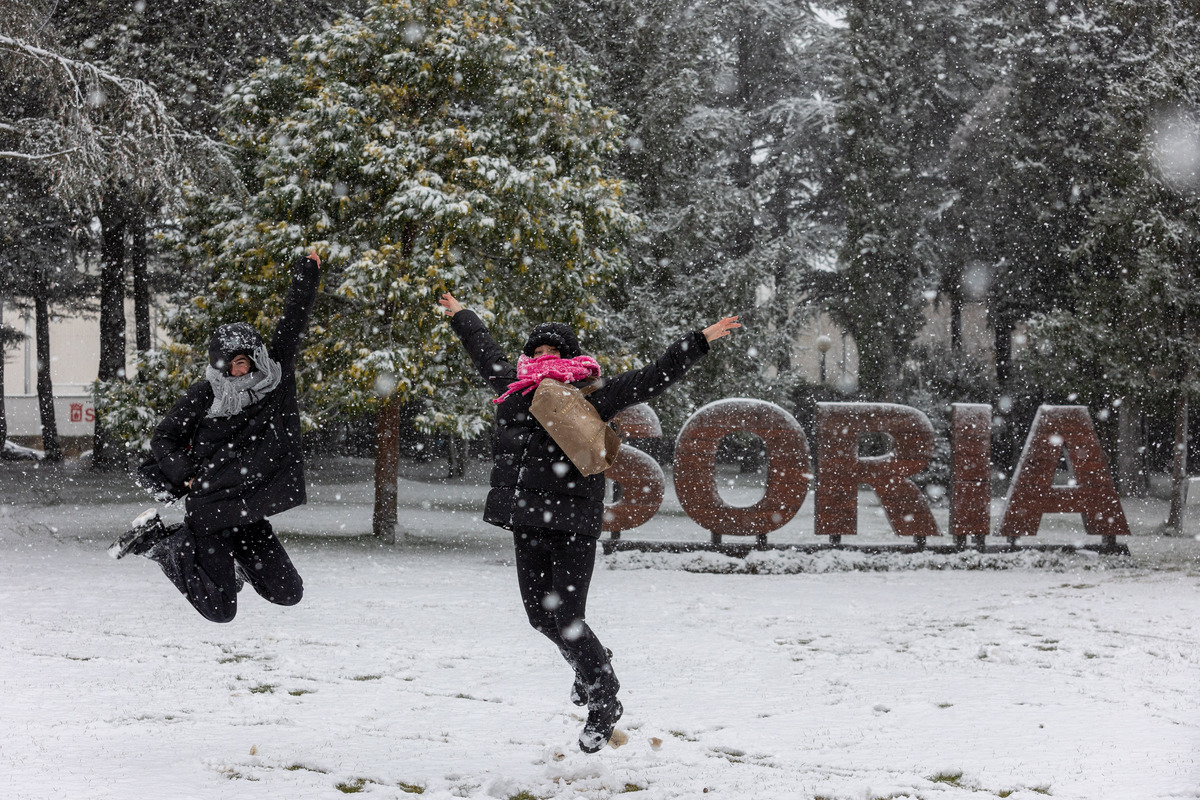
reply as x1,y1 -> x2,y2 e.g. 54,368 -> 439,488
451,310 -> 709,538
149,256 -> 319,533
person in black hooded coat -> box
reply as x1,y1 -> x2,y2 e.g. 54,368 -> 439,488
110,253 -> 321,623
439,291 -> 739,753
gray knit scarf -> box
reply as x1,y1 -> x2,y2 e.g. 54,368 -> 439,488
204,344 -> 282,418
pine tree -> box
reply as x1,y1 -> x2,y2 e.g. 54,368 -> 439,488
816,0 -> 979,400
1024,0 -> 1200,530
0,8 -> 189,207
538,0 -> 844,429
53,0 -> 364,138
49,0 -> 347,466
945,0 -> 1111,407
3,0 -> 240,466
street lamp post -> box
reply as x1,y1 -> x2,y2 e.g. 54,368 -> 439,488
816,334 -> 832,385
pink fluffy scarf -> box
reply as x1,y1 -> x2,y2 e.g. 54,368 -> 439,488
493,353 -> 602,404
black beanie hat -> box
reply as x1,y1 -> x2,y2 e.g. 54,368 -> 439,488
208,322 -> 265,373
523,322 -> 582,359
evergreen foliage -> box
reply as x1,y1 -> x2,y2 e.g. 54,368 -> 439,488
53,0 -> 364,138
107,0 -> 639,452
817,0 -> 980,400
0,161 -> 97,460
0,167 -> 95,319
15,0 -> 1200,500
44,0 -> 358,460
538,0 -> 844,427
1025,0 -> 1200,410
944,0 -> 1137,394
0,10 -> 193,210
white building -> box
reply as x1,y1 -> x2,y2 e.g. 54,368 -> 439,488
2,299 -> 155,454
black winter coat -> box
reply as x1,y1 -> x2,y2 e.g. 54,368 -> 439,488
149,257 -> 319,533
451,310 -> 709,538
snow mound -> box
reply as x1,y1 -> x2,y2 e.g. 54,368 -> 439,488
3,440 -> 43,461
603,546 -> 1127,573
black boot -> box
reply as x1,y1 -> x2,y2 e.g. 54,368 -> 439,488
108,510 -> 174,560
570,674 -> 589,707
578,673 -> 622,754
571,648 -> 613,707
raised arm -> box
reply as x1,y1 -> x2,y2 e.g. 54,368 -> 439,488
591,315 -> 740,420
269,253 -> 321,370
442,293 -> 517,393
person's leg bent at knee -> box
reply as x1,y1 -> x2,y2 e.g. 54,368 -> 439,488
227,519 -> 303,607
513,527 -> 617,701
146,521 -> 239,623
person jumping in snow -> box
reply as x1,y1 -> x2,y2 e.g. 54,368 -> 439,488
439,292 -> 739,753
109,252 -> 321,624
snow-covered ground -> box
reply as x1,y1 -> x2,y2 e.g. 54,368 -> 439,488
2,456 -> 1198,800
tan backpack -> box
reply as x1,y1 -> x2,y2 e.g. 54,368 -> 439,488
530,378 -> 621,476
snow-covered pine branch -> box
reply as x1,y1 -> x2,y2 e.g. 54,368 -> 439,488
0,33 -> 236,207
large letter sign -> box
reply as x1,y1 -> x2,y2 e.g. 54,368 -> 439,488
603,404 -> 666,534
597,399 -> 1130,553
816,403 -> 938,541
997,405 -> 1130,542
673,400 -> 811,542
950,403 -> 992,547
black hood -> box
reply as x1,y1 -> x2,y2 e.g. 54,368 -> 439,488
208,322 -> 265,373
522,322 -> 582,359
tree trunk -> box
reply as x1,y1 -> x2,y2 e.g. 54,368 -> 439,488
0,302 -> 8,452
1116,396 -> 1146,498
1166,391 -> 1189,534
130,206 -> 152,355
97,191 -> 128,380
993,322 -> 1013,388
729,21 -> 756,262
93,190 -> 127,469
853,327 -> 898,401
446,435 -> 465,479
35,295 -> 62,463
370,226 -> 417,541
767,157 -> 796,378
372,392 -> 402,542
949,288 -> 963,353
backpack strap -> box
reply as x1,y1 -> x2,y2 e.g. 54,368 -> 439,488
579,378 -> 604,397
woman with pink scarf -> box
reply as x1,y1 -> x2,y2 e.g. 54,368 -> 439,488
440,292 -> 738,753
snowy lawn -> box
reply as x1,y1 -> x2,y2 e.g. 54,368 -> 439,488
2,457 -> 1199,800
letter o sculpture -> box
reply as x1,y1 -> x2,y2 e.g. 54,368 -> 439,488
674,399 -> 811,538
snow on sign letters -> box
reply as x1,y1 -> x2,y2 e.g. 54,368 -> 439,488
604,400 -> 1130,546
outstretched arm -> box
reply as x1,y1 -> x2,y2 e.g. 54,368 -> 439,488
591,314 -> 741,419
269,252 -> 321,370
442,292 -> 517,392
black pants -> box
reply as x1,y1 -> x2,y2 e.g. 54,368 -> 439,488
148,519 -> 303,623
512,526 -> 615,687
